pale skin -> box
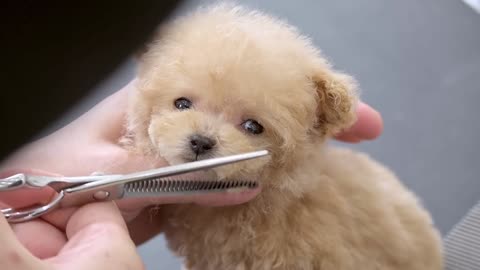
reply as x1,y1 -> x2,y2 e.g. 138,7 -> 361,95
0,80 -> 383,269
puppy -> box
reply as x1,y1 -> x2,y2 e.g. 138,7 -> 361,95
125,4 -> 443,270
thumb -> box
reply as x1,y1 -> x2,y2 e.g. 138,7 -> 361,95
0,213 -> 46,270
47,202 -> 144,270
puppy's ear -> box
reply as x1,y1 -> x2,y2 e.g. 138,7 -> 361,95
312,68 -> 358,136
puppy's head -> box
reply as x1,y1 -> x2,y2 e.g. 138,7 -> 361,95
128,4 -> 358,183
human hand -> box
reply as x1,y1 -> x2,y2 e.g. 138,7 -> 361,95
0,201 -> 144,270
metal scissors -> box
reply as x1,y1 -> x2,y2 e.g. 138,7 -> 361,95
0,150 -> 268,223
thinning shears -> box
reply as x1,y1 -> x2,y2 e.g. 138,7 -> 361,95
0,150 -> 268,223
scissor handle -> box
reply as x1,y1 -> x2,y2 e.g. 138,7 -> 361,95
0,150 -> 270,223
1,191 -> 65,223
0,173 -> 26,190
0,183 -> 125,223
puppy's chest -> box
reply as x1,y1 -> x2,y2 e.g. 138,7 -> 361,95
161,196 -> 345,270
164,203 -> 279,250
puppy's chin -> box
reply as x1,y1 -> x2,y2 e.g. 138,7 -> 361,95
156,151 -> 218,167
180,152 -> 217,163
162,154 -> 262,182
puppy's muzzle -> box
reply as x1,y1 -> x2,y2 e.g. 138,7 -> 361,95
189,134 -> 216,155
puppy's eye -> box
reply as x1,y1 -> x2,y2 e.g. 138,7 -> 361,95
241,119 -> 264,135
174,97 -> 192,110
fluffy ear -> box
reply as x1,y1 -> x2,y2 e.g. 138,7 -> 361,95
312,69 -> 358,137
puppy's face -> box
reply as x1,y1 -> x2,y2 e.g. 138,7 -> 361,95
129,6 -> 357,184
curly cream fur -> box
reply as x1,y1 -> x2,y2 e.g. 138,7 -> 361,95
125,3 -> 443,270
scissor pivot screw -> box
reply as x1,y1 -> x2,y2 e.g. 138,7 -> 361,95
93,191 -> 110,200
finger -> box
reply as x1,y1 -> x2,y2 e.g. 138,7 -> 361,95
0,214 -> 46,269
0,188 -> 54,209
47,202 -> 143,270
127,206 -> 165,245
40,207 -> 78,232
335,102 -> 383,142
333,133 -> 362,143
64,201 -> 128,238
11,219 -> 67,259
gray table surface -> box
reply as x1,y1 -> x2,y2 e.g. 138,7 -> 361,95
42,1 -> 480,268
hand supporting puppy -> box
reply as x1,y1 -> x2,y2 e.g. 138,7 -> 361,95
335,101 -> 383,143
0,201 -> 143,270
0,79 -> 383,267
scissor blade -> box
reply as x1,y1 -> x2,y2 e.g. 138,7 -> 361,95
0,173 -> 26,191
122,178 -> 259,197
64,150 -> 269,194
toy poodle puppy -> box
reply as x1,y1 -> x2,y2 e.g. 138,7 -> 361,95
124,3 -> 443,270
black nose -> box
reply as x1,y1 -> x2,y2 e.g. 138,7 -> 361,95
189,134 -> 216,155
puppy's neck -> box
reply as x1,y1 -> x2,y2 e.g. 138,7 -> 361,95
255,142 -> 329,203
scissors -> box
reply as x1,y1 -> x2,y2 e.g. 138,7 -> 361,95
0,150 -> 268,223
